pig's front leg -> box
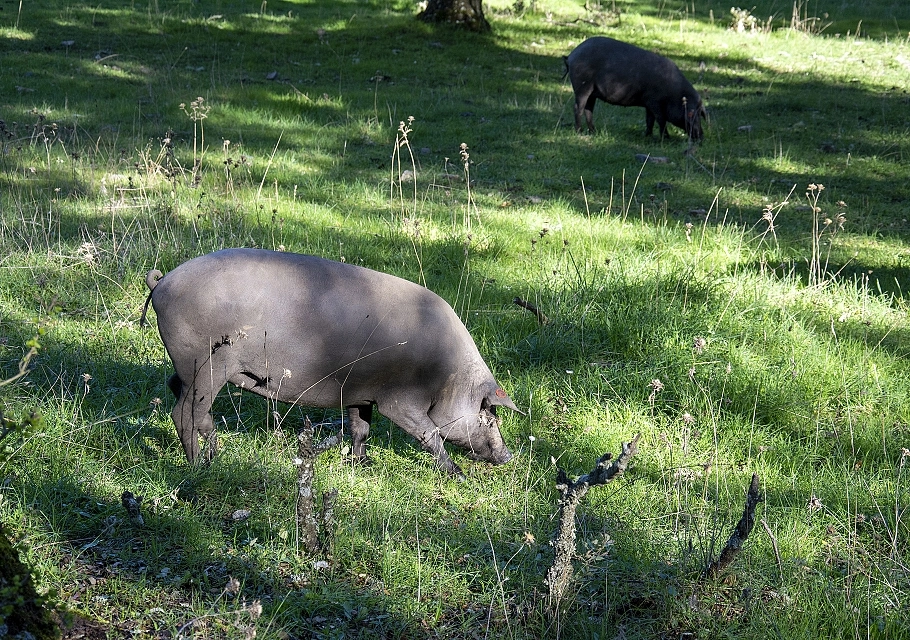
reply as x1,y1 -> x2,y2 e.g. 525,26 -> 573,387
421,428 -> 465,480
379,402 -> 466,479
345,403 -> 373,464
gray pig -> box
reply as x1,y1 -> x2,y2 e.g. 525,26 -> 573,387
142,248 -> 517,477
565,36 -> 706,141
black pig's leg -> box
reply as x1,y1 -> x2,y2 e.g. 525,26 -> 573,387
645,109 -> 656,136
346,403 -> 372,463
378,404 -> 465,478
573,84 -> 597,133
170,355 -> 231,464
582,94 -> 597,132
419,427 -> 464,479
170,367 -> 220,464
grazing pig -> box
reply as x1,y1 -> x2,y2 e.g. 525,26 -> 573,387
565,36 -> 706,141
142,248 -> 517,477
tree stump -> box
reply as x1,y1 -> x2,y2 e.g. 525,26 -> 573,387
418,0 -> 492,32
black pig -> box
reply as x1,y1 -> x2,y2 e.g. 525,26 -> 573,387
142,249 -> 517,478
565,36 -> 706,141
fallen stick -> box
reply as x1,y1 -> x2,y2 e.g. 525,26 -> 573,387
121,491 -> 145,526
513,296 -> 549,325
546,434 -> 640,610
702,473 -> 763,579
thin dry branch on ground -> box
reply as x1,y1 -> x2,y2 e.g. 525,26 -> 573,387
702,473 -> 763,579
294,416 -> 341,555
546,434 -> 640,610
513,296 -> 549,325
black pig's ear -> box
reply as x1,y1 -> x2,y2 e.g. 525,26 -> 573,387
483,387 -> 524,415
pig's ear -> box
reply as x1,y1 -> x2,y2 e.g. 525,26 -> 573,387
484,387 -> 525,415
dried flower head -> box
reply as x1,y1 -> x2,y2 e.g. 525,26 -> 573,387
246,600 -> 263,620
77,241 -> 98,265
225,576 -> 241,596
808,494 -> 823,513
648,378 -> 664,405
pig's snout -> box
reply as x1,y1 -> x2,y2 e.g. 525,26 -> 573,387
493,448 -> 513,465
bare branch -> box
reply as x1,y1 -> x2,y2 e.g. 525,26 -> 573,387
295,416 -> 339,555
703,473 -> 763,579
546,434 -> 640,610
513,296 -> 549,325
121,491 -> 145,526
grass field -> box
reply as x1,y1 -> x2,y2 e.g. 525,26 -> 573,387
1,0 -> 909,637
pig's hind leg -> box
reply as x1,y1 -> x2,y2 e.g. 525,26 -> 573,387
169,363 -> 224,464
573,84 -> 598,133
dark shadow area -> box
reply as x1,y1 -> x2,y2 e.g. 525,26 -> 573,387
10,475 -> 434,637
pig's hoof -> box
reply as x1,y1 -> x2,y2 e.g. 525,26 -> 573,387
447,462 -> 466,481
345,454 -> 373,467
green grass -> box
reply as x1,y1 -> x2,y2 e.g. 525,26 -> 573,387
1,0 -> 909,637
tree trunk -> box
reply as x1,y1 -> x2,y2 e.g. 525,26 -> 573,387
418,0 -> 491,32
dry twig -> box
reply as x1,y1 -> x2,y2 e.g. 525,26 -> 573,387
294,416 -> 341,554
121,490 -> 145,526
546,434 -> 640,610
760,517 -> 783,582
702,473 -> 763,579
513,296 -> 549,325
